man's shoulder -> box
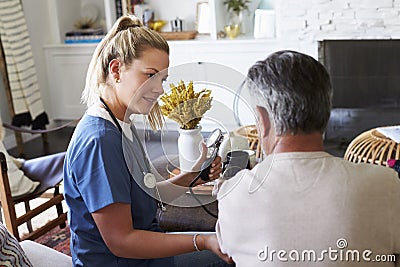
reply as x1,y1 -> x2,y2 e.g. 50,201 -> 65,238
217,167 -> 259,203
217,153 -> 400,198
340,157 -> 399,179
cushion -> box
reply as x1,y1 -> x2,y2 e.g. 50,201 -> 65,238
0,141 -> 40,197
20,240 -> 72,267
0,119 -> 39,197
0,222 -> 33,267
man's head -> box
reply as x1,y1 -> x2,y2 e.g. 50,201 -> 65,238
247,51 -> 332,154
248,50 -> 333,135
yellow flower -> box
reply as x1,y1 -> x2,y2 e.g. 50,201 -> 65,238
160,80 -> 212,129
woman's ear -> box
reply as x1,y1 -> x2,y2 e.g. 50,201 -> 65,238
256,106 -> 271,139
109,59 -> 121,81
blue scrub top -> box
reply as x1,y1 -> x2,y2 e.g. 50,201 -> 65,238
63,115 -> 173,267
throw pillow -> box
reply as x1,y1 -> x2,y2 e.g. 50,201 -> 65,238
0,222 -> 33,267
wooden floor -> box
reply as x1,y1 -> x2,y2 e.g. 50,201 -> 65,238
8,127 -> 75,159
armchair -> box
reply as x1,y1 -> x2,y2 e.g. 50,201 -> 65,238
0,151 -> 67,241
0,221 -> 71,267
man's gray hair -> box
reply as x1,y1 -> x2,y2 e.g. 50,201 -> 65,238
247,50 -> 333,136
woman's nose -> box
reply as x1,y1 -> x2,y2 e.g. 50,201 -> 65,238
154,82 -> 164,95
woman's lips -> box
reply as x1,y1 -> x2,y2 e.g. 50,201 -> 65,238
143,97 -> 157,103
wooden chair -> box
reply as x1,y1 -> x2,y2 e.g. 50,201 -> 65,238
1,121 -> 76,156
0,151 -> 67,241
234,125 -> 262,160
344,127 -> 400,166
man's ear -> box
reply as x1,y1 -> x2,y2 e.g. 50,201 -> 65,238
109,59 -> 120,79
256,106 -> 271,139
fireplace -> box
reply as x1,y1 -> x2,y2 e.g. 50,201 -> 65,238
318,40 -> 400,142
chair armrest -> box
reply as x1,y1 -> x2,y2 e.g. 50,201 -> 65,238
2,120 -> 78,135
20,240 -> 71,267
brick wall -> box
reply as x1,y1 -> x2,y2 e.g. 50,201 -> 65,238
275,0 -> 400,56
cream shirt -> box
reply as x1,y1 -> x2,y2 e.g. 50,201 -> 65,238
216,152 -> 400,266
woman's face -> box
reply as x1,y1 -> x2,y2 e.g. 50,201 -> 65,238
115,47 -> 169,117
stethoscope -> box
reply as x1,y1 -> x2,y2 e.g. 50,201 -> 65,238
99,97 -> 166,211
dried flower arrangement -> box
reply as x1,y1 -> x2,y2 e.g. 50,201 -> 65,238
160,80 -> 212,130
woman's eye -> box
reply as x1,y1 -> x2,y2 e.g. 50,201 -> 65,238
147,72 -> 167,84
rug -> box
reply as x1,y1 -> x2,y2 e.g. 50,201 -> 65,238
34,223 -> 71,256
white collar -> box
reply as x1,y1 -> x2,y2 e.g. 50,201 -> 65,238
86,103 -> 133,141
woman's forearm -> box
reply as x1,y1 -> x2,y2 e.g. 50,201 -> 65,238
156,171 -> 198,202
155,156 -> 222,202
93,203 -> 206,259
109,230 -> 204,259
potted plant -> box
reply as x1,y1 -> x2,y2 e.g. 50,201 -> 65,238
223,0 -> 250,17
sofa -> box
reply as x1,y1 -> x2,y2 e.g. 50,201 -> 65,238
0,222 -> 71,267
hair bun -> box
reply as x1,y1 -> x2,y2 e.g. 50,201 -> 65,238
117,15 -> 143,32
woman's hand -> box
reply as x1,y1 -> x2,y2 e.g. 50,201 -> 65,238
200,234 -> 234,264
157,143 -> 223,200
190,143 -> 223,186
194,155 -> 223,186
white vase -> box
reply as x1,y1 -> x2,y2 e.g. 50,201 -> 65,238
178,126 -> 203,173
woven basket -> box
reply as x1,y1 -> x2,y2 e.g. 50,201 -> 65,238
344,128 -> 400,166
233,125 -> 262,159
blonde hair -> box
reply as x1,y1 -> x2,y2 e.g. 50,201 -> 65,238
82,15 -> 169,130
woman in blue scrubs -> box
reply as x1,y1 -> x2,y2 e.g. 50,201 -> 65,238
63,15 -> 233,267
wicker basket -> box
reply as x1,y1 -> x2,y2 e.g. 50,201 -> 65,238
344,127 -> 400,166
233,125 -> 262,159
